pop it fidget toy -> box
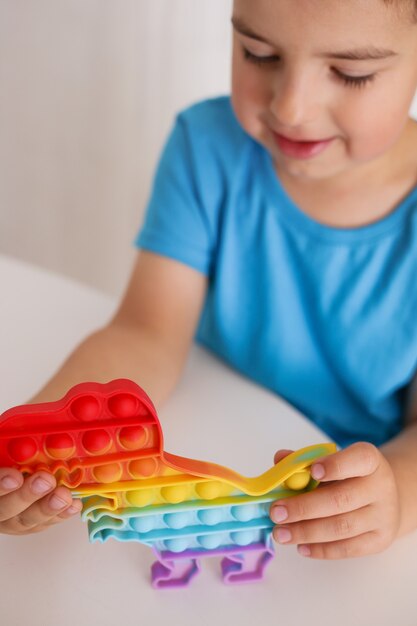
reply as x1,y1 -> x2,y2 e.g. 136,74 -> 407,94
0,379 -> 336,588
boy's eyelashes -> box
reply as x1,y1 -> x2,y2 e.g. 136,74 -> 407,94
243,48 -> 279,65
332,69 -> 376,89
242,47 -> 376,90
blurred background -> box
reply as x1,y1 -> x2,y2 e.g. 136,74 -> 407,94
1,1 -> 417,298
0,0 -> 232,297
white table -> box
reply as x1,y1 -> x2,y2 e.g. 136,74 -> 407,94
1,253 -> 416,626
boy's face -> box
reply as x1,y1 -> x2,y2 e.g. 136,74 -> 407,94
231,0 -> 417,184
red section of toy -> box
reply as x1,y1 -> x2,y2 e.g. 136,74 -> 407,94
0,379 -> 163,488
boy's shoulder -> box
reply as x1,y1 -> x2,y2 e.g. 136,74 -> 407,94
176,95 -> 250,150
178,95 -> 234,120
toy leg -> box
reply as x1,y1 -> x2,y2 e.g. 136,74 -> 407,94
221,543 -> 274,584
151,556 -> 201,589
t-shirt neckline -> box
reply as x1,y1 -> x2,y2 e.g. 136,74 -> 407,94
261,146 -> 417,244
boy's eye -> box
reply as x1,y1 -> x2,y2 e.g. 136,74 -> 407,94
242,47 -> 376,89
243,48 -> 279,66
332,69 -> 376,89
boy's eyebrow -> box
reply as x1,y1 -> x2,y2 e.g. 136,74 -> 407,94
318,47 -> 398,61
231,16 -> 398,61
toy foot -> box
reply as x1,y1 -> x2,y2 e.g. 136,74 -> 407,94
151,557 -> 200,589
221,545 -> 274,584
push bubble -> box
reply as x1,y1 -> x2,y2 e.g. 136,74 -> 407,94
70,395 -> 100,421
108,393 -> 139,418
8,437 -> 38,463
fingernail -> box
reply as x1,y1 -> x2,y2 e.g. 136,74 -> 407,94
311,463 -> 325,480
49,495 -> 68,510
67,503 -> 81,515
31,477 -> 54,494
1,476 -> 20,490
276,528 -> 292,543
298,544 -> 311,557
271,505 -> 288,523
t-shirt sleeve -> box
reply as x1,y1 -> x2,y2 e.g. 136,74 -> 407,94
134,112 -> 218,275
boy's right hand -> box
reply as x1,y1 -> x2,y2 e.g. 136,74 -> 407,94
0,468 -> 82,535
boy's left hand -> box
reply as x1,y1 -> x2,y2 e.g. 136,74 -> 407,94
270,442 -> 401,559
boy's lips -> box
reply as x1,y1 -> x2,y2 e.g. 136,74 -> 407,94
272,131 -> 335,159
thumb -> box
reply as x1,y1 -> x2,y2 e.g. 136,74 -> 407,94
273,449 -> 294,464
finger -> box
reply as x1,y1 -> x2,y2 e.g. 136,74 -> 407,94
1,499 -> 82,535
1,486 -> 75,532
273,505 -> 374,545
310,442 -> 380,482
0,468 -> 24,495
38,501 -> 82,531
270,476 -> 371,523
50,498 -> 83,522
0,472 -> 56,522
29,492 -> 83,530
296,530 -> 385,559
273,449 -> 294,464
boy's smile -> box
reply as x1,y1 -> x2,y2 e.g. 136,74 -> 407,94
272,132 -> 335,160
231,0 -> 417,200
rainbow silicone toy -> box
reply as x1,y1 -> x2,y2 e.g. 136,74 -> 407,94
0,379 -> 336,588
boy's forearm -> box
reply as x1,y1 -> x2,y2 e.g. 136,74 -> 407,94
381,420 -> 417,538
27,323 -> 184,409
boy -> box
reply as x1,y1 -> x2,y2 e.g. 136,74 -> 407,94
1,0 -> 417,561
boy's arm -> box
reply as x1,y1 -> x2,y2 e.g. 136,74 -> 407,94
29,250 -> 207,407
380,376 -> 417,538
0,250 -> 207,535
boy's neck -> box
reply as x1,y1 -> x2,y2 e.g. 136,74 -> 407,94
275,118 -> 417,229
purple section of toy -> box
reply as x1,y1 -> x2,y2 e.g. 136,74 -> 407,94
151,539 -> 275,588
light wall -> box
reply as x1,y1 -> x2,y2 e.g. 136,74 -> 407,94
0,0 -> 232,297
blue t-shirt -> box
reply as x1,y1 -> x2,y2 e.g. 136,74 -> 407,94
135,96 -> 417,448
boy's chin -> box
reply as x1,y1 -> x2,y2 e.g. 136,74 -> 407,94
273,154 -> 346,183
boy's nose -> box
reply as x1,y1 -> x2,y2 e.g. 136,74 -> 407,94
269,75 -> 318,129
